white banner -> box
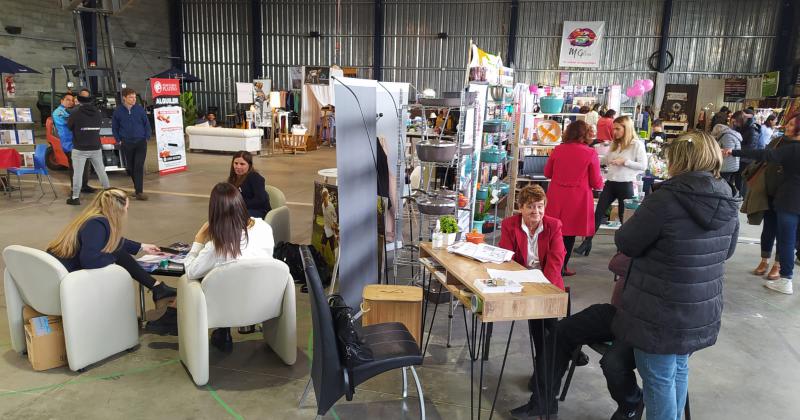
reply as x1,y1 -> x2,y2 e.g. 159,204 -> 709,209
559,21 -> 605,68
153,106 -> 187,175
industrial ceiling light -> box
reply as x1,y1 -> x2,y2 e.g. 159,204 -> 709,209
5,26 -> 22,35
437,32 -> 448,39
309,31 -> 320,38
422,88 -> 436,98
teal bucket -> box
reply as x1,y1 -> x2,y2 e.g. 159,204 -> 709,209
540,96 -> 565,114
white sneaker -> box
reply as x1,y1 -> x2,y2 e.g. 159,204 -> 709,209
765,278 -> 793,295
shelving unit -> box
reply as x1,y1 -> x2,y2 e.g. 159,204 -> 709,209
0,108 -> 36,167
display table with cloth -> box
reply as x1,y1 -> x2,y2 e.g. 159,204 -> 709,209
418,242 -> 568,419
186,126 -> 262,153
0,148 -> 21,191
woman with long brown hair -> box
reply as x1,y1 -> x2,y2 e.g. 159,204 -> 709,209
575,115 -> 647,256
228,151 -> 271,218
183,182 -> 275,350
48,188 -> 176,302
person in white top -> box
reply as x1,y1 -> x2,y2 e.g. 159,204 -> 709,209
584,103 -> 601,128
183,182 -> 275,350
320,187 -> 338,255
575,116 -> 648,256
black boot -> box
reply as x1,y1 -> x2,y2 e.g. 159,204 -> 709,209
145,307 -> 178,335
574,238 -> 593,257
510,398 -> 559,419
152,282 -> 177,303
210,328 -> 233,352
610,400 -> 644,420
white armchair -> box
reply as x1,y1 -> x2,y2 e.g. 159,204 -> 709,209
3,245 -> 139,372
177,258 -> 297,386
265,185 -> 291,245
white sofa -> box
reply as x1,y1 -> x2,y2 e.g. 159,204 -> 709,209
265,185 -> 291,245
186,126 -> 263,153
177,258 -> 297,386
3,245 -> 139,372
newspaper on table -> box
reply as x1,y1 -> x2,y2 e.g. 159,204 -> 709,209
486,268 -> 550,284
447,241 -> 514,264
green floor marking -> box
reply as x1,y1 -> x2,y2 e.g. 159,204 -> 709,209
206,385 -> 245,420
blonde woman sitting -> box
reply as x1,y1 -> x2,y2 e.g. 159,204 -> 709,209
47,188 -> 177,303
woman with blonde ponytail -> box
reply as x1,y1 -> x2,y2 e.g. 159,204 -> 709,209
47,188 -> 176,303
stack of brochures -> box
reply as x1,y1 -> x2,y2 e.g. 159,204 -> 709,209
447,241 -> 514,264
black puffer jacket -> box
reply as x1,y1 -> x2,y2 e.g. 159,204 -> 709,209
611,171 -> 739,355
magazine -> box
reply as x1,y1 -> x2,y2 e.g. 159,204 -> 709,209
0,108 -> 15,123
15,108 -> 33,123
447,241 -> 514,264
16,129 -> 34,144
486,268 -> 550,284
0,130 -> 15,144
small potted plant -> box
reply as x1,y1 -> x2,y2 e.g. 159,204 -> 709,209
438,215 -> 459,245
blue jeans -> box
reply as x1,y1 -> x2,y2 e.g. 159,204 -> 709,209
634,349 -> 689,420
776,210 -> 800,279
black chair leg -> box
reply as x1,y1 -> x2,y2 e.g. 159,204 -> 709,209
559,345 -> 582,401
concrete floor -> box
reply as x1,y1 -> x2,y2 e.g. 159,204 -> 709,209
1,142 -> 798,419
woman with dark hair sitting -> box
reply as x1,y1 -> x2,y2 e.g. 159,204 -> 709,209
184,182 -> 276,350
228,151 -> 271,219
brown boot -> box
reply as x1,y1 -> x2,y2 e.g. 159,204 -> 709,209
766,262 -> 781,280
753,260 -> 769,276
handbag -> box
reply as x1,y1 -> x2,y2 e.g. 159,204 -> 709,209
328,295 -> 374,368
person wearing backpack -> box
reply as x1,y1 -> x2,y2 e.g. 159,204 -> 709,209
713,119 -> 742,197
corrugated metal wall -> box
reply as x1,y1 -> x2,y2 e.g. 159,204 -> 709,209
182,0 -> 252,116
181,0 -> 780,105
382,0 -> 510,95
261,0 -> 374,89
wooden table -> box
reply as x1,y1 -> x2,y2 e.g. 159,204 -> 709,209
418,242 -> 567,419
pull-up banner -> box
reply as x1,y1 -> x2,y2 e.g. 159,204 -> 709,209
150,78 -> 187,175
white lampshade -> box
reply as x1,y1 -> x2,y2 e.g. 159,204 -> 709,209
269,91 -> 281,109
422,88 -> 436,98
429,112 -> 437,119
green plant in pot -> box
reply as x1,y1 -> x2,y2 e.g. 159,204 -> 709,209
438,215 -> 459,245
179,91 -> 198,128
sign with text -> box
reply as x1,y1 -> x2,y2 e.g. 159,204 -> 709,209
724,78 -> 747,102
149,78 -> 186,175
559,21 -> 605,68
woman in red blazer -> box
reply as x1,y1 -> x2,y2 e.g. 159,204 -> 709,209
499,184 -> 566,290
544,120 -> 604,276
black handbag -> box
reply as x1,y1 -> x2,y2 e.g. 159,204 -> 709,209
328,295 -> 374,367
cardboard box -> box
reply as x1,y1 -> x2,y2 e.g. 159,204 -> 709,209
22,306 -> 67,371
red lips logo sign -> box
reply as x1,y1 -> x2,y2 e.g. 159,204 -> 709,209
150,78 -> 180,98
568,28 -> 597,47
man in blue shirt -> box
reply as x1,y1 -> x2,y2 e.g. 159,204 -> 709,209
53,92 -> 94,193
112,88 -> 151,201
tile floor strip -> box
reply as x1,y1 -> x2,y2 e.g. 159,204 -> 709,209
205,384 -> 245,420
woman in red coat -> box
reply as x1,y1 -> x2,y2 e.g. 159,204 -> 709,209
544,120 -> 604,275
499,184 -> 566,290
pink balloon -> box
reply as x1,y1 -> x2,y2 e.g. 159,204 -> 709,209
631,85 -> 645,97
625,87 -> 636,97
641,79 -> 654,92
634,79 -> 645,87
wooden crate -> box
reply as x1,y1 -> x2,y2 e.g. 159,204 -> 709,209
362,285 -> 423,347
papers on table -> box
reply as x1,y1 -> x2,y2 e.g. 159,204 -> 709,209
473,278 -> 523,294
447,241 -> 514,264
486,268 -> 550,285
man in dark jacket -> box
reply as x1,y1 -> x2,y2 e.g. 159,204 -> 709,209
613,132 -> 739,420
112,87 -> 151,201
734,109 -> 760,197
66,90 -> 111,205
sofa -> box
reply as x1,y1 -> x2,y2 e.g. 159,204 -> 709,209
186,126 -> 263,154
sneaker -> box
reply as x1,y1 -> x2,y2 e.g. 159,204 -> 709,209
80,186 -> 98,193
610,400 -> 644,420
765,278 -> 793,295
135,192 -> 149,201
66,197 -> 81,205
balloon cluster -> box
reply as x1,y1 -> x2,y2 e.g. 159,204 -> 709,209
625,79 -> 654,98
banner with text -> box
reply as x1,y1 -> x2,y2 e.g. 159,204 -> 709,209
150,78 -> 187,175
559,21 -> 605,68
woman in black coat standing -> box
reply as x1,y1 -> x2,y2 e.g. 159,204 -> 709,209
613,132 -> 739,420
228,151 -> 271,219
725,112 -> 800,295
